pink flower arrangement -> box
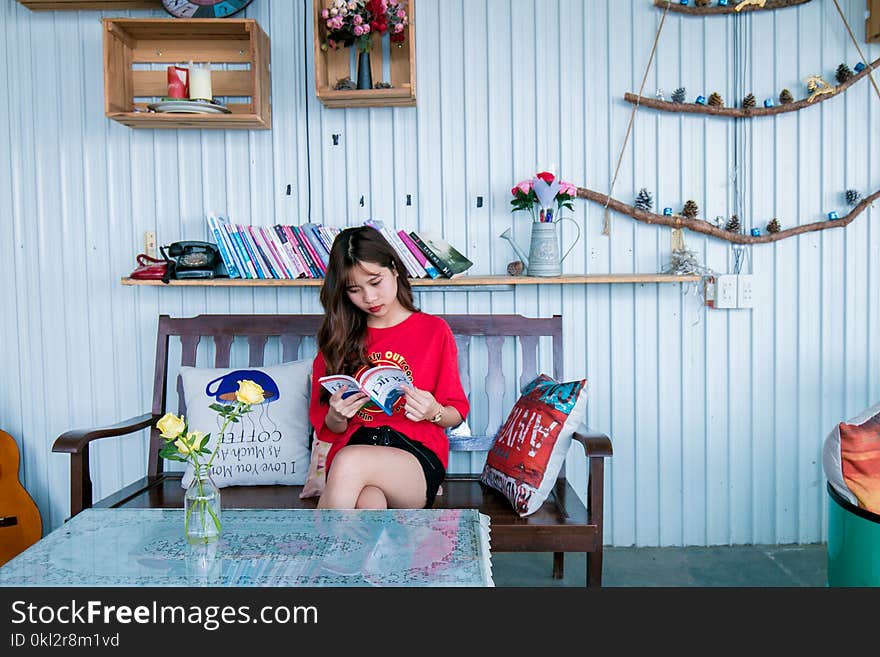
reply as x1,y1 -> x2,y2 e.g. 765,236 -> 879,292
510,171 -> 577,222
320,0 -> 409,53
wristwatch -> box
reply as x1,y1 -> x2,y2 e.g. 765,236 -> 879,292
430,406 -> 444,424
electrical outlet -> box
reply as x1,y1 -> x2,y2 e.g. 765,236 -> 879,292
715,275 -> 738,309
737,274 -> 754,308
144,231 -> 157,259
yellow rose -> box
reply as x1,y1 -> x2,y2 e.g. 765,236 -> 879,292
235,379 -> 265,405
157,412 -> 185,439
187,431 -> 207,452
174,437 -> 192,455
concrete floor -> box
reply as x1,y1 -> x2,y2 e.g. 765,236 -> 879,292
491,544 -> 827,587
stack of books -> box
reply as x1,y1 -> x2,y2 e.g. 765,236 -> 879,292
206,215 -> 474,280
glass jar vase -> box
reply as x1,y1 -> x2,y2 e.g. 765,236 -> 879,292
184,465 -> 221,545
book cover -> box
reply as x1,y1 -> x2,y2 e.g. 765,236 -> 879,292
288,226 -> 321,278
223,221 -> 255,279
215,215 -> 248,279
398,230 -> 441,279
206,214 -> 240,279
303,222 -> 331,266
280,225 -> 314,278
318,365 -> 409,416
365,219 -> 424,278
409,232 -> 473,278
271,225 -> 304,278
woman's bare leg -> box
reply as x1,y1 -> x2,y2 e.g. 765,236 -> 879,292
317,445 -> 426,509
355,485 -> 388,509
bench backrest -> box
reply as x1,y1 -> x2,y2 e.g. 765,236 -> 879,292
149,314 -> 563,477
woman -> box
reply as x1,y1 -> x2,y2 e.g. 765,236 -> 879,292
309,226 -> 469,509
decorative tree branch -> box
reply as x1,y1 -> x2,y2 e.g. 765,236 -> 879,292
625,57 -> 879,117
653,0 -> 812,15
575,186 -> 880,244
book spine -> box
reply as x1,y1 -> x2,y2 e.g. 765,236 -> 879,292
206,214 -> 240,278
281,225 -> 313,278
316,224 -> 336,254
239,225 -> 268,279
296,225 -> 327,275
271,225 -> 303,278
409,231 -> 454,278
398,230 -> 441,279
248,226 -> 281,278
226,223 -> 255,278
303,223 -> 331,266
224,223 -> 255,279
385,226 -> 425,278
290,226 -> 322,278
216,216 -> 247,279
259,226 -> 292,279
366,220 -> 422,278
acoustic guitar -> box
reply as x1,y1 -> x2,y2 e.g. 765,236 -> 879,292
0,430 -> 42,566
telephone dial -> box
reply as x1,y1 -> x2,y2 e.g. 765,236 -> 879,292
160,241 -> 226,280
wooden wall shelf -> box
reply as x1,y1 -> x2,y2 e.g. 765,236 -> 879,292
312,0 -> 416,108
103,18 -> 271,130
121,274 -> 700,287
17,0 -> 160,9
624,57 -> 879,118
654,0 -> 812,15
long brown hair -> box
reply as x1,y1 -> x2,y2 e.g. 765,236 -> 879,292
317,226 -> 418,377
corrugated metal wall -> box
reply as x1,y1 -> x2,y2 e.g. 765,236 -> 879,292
1,0 -> 877,546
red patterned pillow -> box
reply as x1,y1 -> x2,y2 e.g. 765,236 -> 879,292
838,409 -> 880,514
480,374 -> 588,516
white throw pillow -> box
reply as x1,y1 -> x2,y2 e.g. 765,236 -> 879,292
178,360 -> 312,488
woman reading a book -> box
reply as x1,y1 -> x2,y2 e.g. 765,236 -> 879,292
309,226 -> 469,510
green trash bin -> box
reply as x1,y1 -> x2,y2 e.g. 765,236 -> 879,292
827,482 -> 880,587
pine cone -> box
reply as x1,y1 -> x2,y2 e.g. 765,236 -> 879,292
766,217 -> 781,234
845,189 -> 862,206
779,88 -> 794,104
507,260 -> 524,276
672,87 -> 687,103
742,93 -> 756,109
725,214 -> 740,232
836,63 -> 854,84
708,92 -> 724,107
634,188 -> 654,212
682,200 -> 699,219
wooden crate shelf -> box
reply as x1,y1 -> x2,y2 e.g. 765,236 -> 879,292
312,0 -> 416,108
870,0 -> 880,44
121,274 -> 701,287
17,1 -> 160,9
103,18 -> 271,130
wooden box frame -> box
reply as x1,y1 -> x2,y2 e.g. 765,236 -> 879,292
103,18 -> 271,129
869,0 -> 880,44
17,1 -> 160,9
312,0 -> 416,108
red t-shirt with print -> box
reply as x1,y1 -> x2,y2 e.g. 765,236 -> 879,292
309,312 -> 469,471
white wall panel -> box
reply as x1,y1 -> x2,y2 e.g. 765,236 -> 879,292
1,0 -> 878,547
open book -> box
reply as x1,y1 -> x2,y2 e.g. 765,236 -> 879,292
319,365 -> 409,415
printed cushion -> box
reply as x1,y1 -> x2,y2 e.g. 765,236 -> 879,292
823,402 -> 880,514
179,360 -> 312,488
480,374 -> 588,516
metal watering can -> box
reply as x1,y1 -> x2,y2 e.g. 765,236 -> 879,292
500,219 -> 581,277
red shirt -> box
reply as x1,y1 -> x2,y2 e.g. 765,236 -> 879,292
309,312 -> 469,471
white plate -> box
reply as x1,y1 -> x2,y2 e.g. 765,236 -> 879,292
147,99 -> 231,114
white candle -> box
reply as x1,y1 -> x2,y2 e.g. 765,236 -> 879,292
189,64 -> 212,101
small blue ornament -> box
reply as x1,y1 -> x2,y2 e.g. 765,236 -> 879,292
679,0 -> 688,5
763,98 -> 775,108
719,0 -> 729,5
828,211 -> 840,220
750,228 -> 761,237
696,95 -> 707,105
663,207 -> 673,216
855,62 -> 866,73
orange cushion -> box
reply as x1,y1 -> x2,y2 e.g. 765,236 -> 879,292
839,411 -> 880,514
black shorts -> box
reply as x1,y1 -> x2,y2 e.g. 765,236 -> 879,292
342,425 -> 446,508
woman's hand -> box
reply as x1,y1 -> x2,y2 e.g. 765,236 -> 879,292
328,389 -> 368,420
400,384 -> 442,423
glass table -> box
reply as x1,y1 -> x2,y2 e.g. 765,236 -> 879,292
0,508 -> 494,587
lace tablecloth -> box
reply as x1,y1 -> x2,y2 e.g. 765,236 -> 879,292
0,508 -> 494,587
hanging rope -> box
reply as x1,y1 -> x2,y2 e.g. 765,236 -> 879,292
831,0 -> 880,102
602,0 -> 672,236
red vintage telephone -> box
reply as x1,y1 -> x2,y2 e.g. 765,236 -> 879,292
0,430 -> 42,566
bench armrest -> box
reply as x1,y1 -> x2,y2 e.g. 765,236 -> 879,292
53,413 -> 157,455
53,412 -> 157,519
571,425 -> 613,458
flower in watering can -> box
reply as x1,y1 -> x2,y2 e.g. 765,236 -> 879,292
510,171 -> 577,222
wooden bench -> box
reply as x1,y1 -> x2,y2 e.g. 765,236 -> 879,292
53,314 -> 613,586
